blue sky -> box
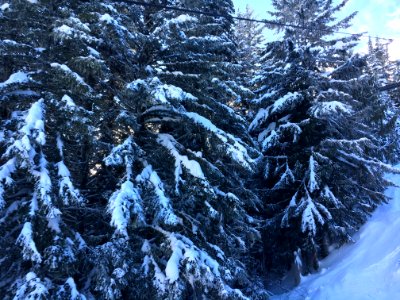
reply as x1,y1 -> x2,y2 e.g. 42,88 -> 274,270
232,0 -> 400,59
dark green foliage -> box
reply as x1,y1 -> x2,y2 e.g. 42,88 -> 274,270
250,0 -> 399,281
0,0 -> 265,299
0,0 -> 398,298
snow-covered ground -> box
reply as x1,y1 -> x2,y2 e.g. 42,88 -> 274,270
274,166 -> 400,300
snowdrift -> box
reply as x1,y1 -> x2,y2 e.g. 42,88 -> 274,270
274,166 -> 400,300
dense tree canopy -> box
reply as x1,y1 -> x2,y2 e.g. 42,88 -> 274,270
0,0 -> 398,299
250,0 -> 399,279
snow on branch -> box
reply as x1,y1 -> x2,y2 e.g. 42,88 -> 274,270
32,153 -> 62,232
281,192 -> 298,228
141,240 -> 167,294
337,150 -> 400,173
56,277 -> 86,300
14,272 -> 49,300
323,137 -> 371,148
271,92 -> 303,115
2,100 -> 61,227
50,63 -> 93,94
0,71 -> 30,88
127,77 -> 197,105
16,222 -> 42,263
53,15 -> 100,45
164,231 -> 222,283
279,122 -> 302,142
164,230 -> 248,299
273,162 -> 295,190
185,112 -> 254,170
142,228 -> 248,299
20,99 -> 46,146
261,129 -> 279,150
104,137 -> 135,166
107,180 -> 145,236
153,14 -> 197,35
136,165 -> 181,226
321,185 -> 344,208
105,137 -> 146,235
310,101 -> 353,117
104,136 -> 142,180
295,189 -> 331,236
256,120 -> 302,151
98,10 -> 139,42
157,133 -> 205,193
249,107 -> 271,132
308,155 -> 320,193
56,135 -> 84,205
0,158 -> 16,210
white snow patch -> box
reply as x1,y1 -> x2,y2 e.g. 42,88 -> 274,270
108,180 -> 145,236
272,92 -> 302,114
297,191 -> 325,235
273,163 -> 295,190
61,94 -> 76,108
1,3 -> 10,10
51,63 -> 92,92
164,232 -> 221,284
136,165 -> 180,225
0,158 -> 16,209
54,24 -> 73,35
20,99 -> 45,145
308,155 -> 319,193
101,3 -> 118,13
153,84 -> 196,103
185,112 -> 254,170
87,46 -> 100,57
127,77 -> 197,103
173,14 -> 197,24
261,129 -> 279,150
57,160 -> 84,205
14,272 -> 48,299
157,134 -> 205,192
141,239 -> 151,253
104,137 -> 135,168
311,101 -> 353,117
249,108 -> 270,132
99,13 -> 116,25
65,277 -> 83,299
275,165 -> 400,300
0,71 -> 30,88
16,222 -> 42,263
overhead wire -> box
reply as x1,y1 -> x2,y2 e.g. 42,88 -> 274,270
129,0 -> 400,91
129,0 -> 396,42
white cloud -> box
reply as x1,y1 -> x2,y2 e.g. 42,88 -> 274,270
386,18 -> 400,31
389,8 -> 400,17
388,39 -> 400,60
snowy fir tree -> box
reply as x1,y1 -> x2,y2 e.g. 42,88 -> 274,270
123,1 -> 266,298
0,0 -> 265,299
367,37 -> 391,85
0,0 -> 399,298
366,38 -> 400,162
233,5 -> 265,84
250,0 -> 399,279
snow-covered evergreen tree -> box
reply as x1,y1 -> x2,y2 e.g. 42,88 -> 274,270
233,5 -> 265,84
0,0 -> 147,298
0,0 -> 266,298
0,1 -> 92,297
368,38 -> 391,84
115,1 -> 266,297
366,38 -> 400,162
251,0 -> 399,278
1,0 -> 398,297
